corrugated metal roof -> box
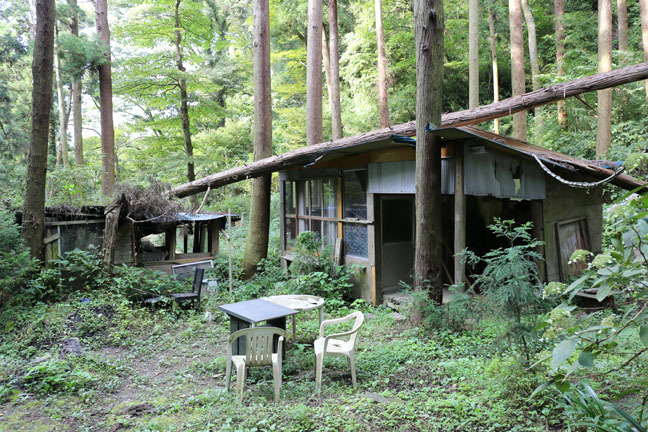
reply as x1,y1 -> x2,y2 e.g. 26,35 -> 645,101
175,212 -> 231,222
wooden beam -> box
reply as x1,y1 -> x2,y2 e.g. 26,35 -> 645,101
453,143 -> 465,289
169,62 -> 648,198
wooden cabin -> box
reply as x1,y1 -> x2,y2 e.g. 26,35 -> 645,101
278,126 -> 638,305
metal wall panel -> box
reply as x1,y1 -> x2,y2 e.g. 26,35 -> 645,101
368,160 -> 454,194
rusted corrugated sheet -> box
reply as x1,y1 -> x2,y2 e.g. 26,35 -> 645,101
368,159 -> 455,194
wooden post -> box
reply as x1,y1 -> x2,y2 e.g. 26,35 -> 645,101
208,220 -> 219,256
453,142 -> 465,289
531,200 -> 546,281
228,209 -> 233,294
166,227 -> 176,260
102,205 -> 120,268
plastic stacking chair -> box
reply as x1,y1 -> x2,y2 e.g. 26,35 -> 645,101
314,311 -> 364,392
225,327 -> 285,402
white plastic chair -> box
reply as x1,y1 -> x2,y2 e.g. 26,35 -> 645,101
314,311 -> 364,392
225,327 -> 285,402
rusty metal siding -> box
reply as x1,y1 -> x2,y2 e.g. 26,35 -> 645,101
464,144 -> 545,200
368,160 -> 454,194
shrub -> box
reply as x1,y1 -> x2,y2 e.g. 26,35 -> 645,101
461,219 -> 548,362
0,208 -> 36,304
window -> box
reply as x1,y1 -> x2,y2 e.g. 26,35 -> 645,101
343,170 -> 367,219
342,169 -> 369,258
284,178 -> 338,248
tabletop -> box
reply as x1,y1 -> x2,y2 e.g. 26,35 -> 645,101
218,299 -> 298,325
262,295 -> 324,312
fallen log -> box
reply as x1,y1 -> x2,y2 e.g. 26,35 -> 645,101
169,62 -> 648,198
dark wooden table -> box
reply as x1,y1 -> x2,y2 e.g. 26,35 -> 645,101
219,299 -> 298,356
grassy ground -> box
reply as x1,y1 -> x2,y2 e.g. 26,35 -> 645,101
0,288 -> 562,432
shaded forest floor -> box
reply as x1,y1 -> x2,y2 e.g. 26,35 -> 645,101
0,292 -> 561,432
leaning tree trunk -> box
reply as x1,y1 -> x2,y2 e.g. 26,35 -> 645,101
241,0 -> 273,278
521,0 -> 542,140
640,0 -> 648,103
596,0 -> 612,158
468,0 -> 479,109
488,6 -> 500,134
69,0 -> 83,165
555,0 -> 567,129
509,0 -> 526,141
167,62 -> 648,198
375,0 -> 390,127
413,0 -> 444,304
54,27 -> 69,168
306,0 -> 323,145
23,0 -> 56,260
328,0 -> 343,139
95,0 -> 115,200
174,0 -> 198,209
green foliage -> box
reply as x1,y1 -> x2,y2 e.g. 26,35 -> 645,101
462,219 -> 547,361
23,358 -> 95,395
0,209 -> 35,303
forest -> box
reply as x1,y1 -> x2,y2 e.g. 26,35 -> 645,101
1,0 -> 648,430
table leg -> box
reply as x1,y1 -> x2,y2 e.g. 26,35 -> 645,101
318,307 -> 324,327
229,316 -> 250,355
266,317 -> 287,357
292,316 -> 296,340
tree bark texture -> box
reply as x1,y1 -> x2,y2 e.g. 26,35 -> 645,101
617,0 -> 628,52
468,0 -> 479,109
488,7 -> 500,134
640,0 -> 648,103
242,0 -> 273,278
509,0 -> 526,141
521,0 -> 542,138
174,0 -> 198,209
23,0 -> 55,260
54,29 -> 69,168
596,0 -> 612,158
167,62 -> 648,198
70,0 -> 83,165
555,0 -> 567,129
453,143 -> 465,288
328,0 -> 343,140
413,0 -> 444,303
322,26 -> 332,105
306,0 -> 323,145
95,0 -> 115,200
375,0 -> 390,127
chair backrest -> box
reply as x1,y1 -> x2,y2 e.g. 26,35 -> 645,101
192,267 -> 205,296
346,311 -> 364,347
229,327 -> 285,367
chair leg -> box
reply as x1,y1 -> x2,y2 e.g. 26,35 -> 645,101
225,359 -> 232,391
315,353 -> 324,393
236,364 -> 246,401
272,361 -> 282,402
349,354 -> 357,388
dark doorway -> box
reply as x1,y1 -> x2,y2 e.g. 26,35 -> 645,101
380,195 -> 415,293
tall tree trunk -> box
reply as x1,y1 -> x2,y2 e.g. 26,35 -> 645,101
468,0 -> 479,109
95,0 -> 115,200
596,0 -> 612,158
488,6 -> 500,134
70,0 -> 83,165
375,0 -> 390,127
328,0 -> 343,139
414,0 -> 444,305
555,0 -> 567,129
322,25 -> 332,108
521,0 -> 542,140
54,27 -> 69,168
23,0 -> 55,260
174,0 -> 198,209
639,0 -> 648,103
509,0 -> 526,140
242,0 -> 272,278
306,0 -> 323,145
617,0 -> 628,52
